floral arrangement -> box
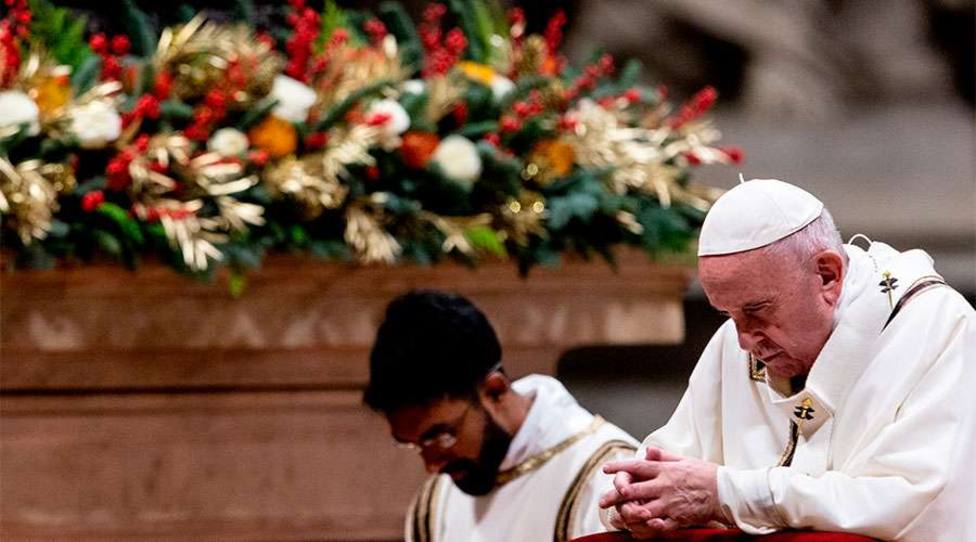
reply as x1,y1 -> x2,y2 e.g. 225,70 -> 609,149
0,0 -> 740,284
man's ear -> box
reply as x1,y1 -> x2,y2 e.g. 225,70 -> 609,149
814,249 -> 845,305
481,371 -> 509,403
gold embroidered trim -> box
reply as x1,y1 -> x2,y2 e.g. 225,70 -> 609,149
496,416 -> 606,487
411,474 -> 443,542
882,275 -> 947,331
777,421 -> 799,467
749,354 -> 766,382
553,439 -> 637,542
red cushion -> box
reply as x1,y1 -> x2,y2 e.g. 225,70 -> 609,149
571,529 -> 879,542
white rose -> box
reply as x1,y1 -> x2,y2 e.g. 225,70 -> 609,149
431,135 -> 482,188
0,90 -> 41,136
490,75 -> 515,102
270,75 -> 317,124
208,128 -> 249,157
69,100 -> 122,149
367,99 -> 410,136
402,79 -> 426,95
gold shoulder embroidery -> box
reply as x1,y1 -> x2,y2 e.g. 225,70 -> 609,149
410,475 -> 444,542
749,354 -> 766,382
496,416 -> 606,486
553,439 -> 637,542
882,275 -> 947,331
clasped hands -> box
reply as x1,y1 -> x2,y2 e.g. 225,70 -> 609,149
598,446 -> 723,539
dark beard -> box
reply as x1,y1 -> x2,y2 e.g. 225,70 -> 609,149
443,410 -> 512,496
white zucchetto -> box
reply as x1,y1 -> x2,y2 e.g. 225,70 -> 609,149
698,178 -> 824,256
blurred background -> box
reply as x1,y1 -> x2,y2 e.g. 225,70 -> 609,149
2,0 -> 973,540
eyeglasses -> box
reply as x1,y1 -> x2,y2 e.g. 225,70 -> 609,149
393,363 -> 503,454
395,403 -> 472,453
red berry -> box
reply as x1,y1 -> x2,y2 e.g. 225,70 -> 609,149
204,91 -> 226,110
111,35 -> 130,55
722,146 -> 744,164
81,191 -> 105,212
153,72 -> 172,98
248,150 -> 270,168
89,33 -> 108,53
366,112 -> 392,126
623,88 -> 641,103
500,116 -> 521,133
483,133 -> 500,147
304,132 -> 328,149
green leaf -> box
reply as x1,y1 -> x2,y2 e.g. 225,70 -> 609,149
75,176 -> 107,195
28,0 -> 95,70
160,99 -> 194,121
48,219 -> 70,238
71,56 -> 102,94
228,270 -> 248,298
616,59 -> 642,91
547,192 -> 600,230
121,0 -> 157,58
97,203 -> 145,245
456,120 -> 497,139
400,91 -> 429,124
93,229 -> 122,256
289,224 -> 309,247
464,225 -> 506,257
236,98 -> 279,130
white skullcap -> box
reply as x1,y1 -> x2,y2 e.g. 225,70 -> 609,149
698,178 -> 824,256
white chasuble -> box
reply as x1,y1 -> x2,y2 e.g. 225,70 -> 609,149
641,242 -> 976,541
405,375 -> 638,542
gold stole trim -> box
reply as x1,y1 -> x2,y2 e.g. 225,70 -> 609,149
777,421 -> 799,467
553,439 -> 638,542
496,416 -> 607,486
882,275 -> 946,330
411,474 -> 444,542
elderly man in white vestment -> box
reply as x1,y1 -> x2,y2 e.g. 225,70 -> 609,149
599,179 -> 976,541
363,290 -> 639,542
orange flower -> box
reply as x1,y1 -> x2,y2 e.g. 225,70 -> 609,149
529,138 -> 575,182
457,61 -> 496,86
400,131 -> 440,169
247,115 -> 297,159
540,56 -> 560,76
31,75 -> 71,117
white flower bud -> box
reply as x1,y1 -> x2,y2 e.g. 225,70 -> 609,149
432,135 -> 482,189
0,90 -> 41,136
69,100 -> 122,149
208,128 -> 250,157
270,75 -> 317,124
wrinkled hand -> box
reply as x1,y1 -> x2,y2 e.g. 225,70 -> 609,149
598,447 -> 720,539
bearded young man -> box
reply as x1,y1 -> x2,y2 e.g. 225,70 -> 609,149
599,179 -> 976,541
364,291 -> 639,542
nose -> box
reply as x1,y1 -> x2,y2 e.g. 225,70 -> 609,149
422,450 -> 449,474
734,318 -> 764,353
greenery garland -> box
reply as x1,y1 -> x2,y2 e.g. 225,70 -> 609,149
0,0 -> 740,286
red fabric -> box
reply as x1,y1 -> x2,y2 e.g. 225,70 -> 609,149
571,529 -> 880,542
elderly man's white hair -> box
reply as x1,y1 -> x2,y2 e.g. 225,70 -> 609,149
762,208 -> 847,264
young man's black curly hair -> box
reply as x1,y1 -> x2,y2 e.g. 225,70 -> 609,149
363,290 -> 503,413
